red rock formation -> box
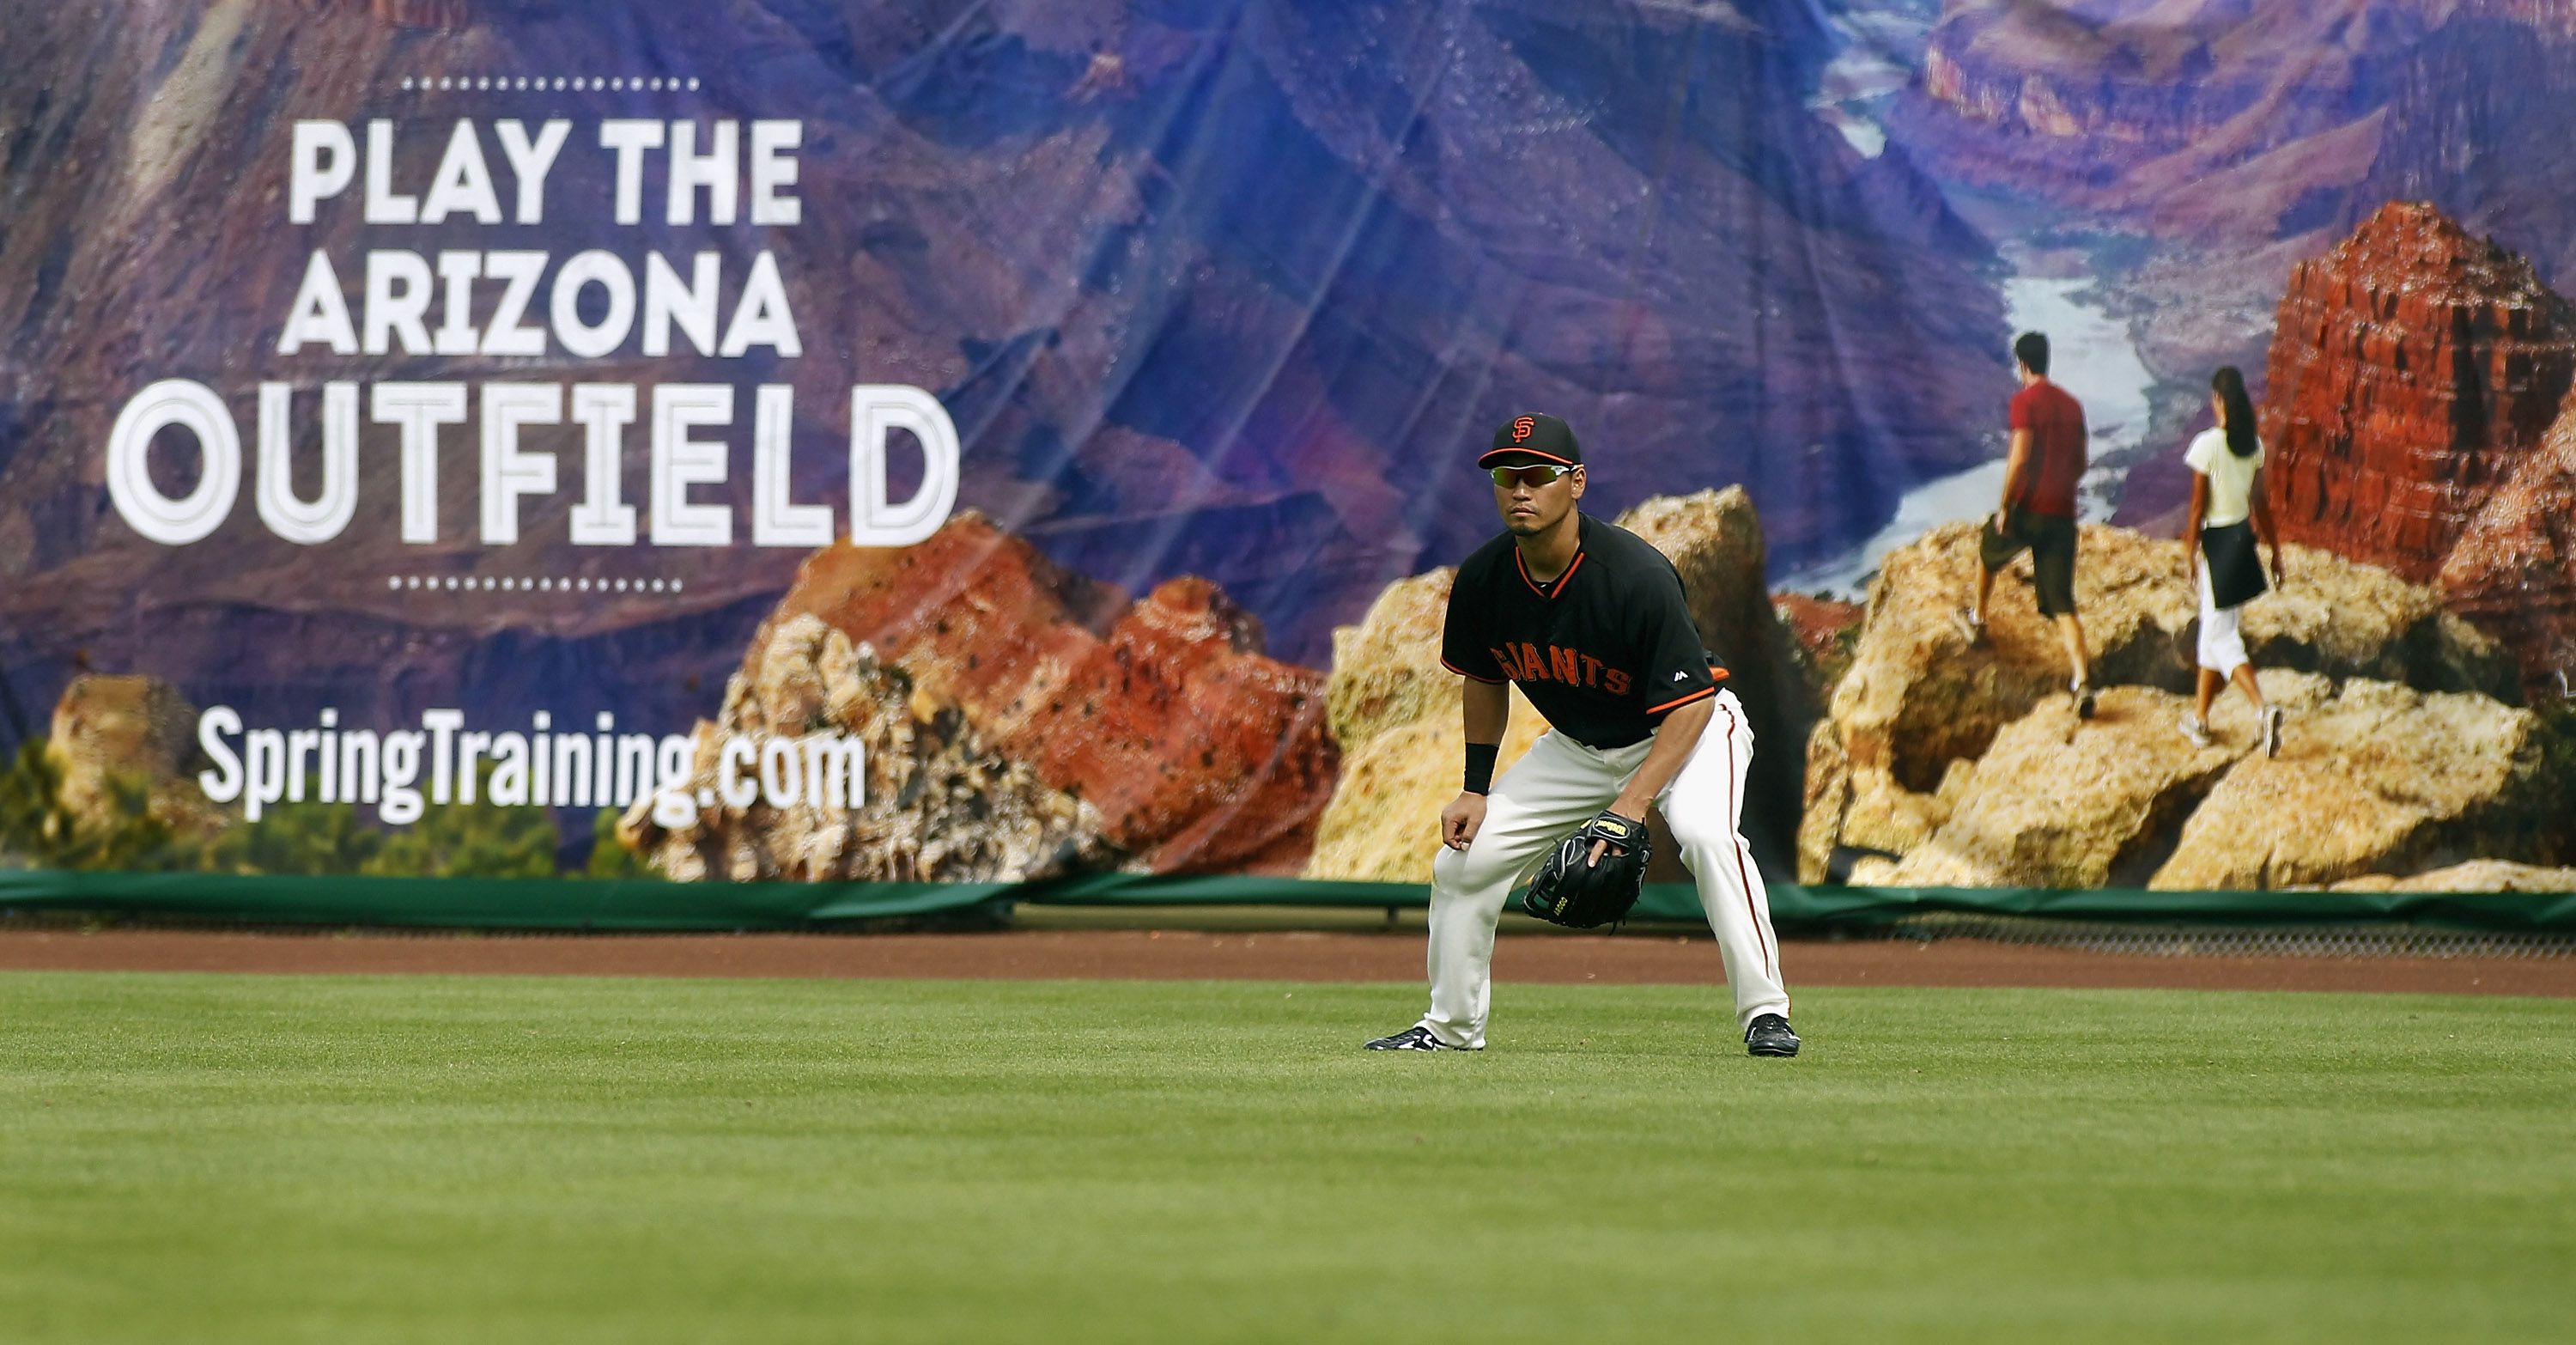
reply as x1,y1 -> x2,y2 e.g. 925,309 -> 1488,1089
753,514 -> 1336,874
1772,593 -> 1865,700
2439,396 -> 2576,691
2264,203 -> 2576,691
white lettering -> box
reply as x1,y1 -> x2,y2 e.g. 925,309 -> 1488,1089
197,707 -> 244,803
848,385 -> 960,547
106,380 -> 242,545
289,122 -> 356,223
277,252 -> 358,355
492,119 -> 570,224
418,119 -> 503,225
568,383 -> 640,546
255,382 -> 360,545
598,119 -> 665,226
479,383 -> 562,545
752,385 -> 829,547
372,382 -> 467,544
363,119 -> 419,224
651,384 -> 733,546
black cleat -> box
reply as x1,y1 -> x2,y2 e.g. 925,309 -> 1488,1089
1745,1014 -> 1801,1057
1365,1025 -> 1471,1051
2072,679 -> 2098,721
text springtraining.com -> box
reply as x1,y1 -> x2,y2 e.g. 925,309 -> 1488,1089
196,707 -> 862,828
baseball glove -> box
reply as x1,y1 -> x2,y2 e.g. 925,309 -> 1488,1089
1519,809 -> 1650,929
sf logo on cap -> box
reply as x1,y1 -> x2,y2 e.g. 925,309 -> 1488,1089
1511,416 -> 1535,442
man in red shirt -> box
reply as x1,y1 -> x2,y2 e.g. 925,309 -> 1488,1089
1958,332 -> 2095,717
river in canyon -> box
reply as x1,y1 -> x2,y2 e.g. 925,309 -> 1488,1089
1781,263 -> 2156,599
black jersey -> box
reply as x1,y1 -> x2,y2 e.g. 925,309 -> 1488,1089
1439,514 -> 1728,749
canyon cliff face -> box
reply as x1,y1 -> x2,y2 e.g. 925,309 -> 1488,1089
2353,6 -> 2576,285
736,514 -> 1334,875
1901,1 -> 2576,264
1905,0 -> 2447,240
2264,203 -> 2576,691
1918,1 -> 2421,156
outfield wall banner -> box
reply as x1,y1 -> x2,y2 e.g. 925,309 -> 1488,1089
3,1 -> 2572,922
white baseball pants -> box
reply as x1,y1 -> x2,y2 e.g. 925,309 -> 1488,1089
1417,689 -> 1789,1048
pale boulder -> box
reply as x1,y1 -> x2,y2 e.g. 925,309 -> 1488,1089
2153,677 -> 2568,889
1306,687 -> 1550,883
1882,686 -> 2235,889
1324,568 -> 1461,751
2330,861 -> 2576,893
46,674 -> 228,839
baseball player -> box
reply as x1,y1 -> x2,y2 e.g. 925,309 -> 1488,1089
1364,414 -> 1798,1056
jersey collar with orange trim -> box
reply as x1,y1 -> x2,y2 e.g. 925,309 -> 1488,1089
1512,523 -> 1589,600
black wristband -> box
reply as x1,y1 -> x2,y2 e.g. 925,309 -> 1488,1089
1463,742 -> 1499,795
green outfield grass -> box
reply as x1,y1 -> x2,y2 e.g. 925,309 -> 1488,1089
3,973 -> 2571,1344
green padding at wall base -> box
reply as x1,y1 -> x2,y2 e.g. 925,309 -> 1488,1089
2,869 -> 2572,932
0,870 -> 1012,931
1740,883 -> 2576,932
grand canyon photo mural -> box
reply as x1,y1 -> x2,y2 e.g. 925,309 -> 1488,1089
2,0 -> 2570,904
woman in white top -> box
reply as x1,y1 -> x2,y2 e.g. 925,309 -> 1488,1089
2180,366 -> 2286,755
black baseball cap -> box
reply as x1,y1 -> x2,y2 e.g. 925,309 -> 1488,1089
1479,413 -> 1582,469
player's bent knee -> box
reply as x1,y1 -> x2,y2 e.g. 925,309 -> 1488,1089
1661,812 -> 1731,856
1431,836 -> 1519,896
1430,842 -> 1473,892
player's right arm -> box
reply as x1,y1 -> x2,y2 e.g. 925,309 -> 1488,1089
1996,427 -> 2032,528
1443,677 -> 1509,850
1438,556 -> 1510,850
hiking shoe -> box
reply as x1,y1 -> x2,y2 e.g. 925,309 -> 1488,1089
1364,1025 -> 1470,1051
2178,715 -> 2211,749
2261,705 -> 2283,758
2073,679 -> 2098,721
1952,606 -> 1987,646
1745,1014 -> 1801,1058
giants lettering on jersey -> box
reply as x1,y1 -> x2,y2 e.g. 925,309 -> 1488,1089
1489,642 -> 1632,697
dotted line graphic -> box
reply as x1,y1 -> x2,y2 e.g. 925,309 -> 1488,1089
390,575 -> 685,593
399,76 -> 702,92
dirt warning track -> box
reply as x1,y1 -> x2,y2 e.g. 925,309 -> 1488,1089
1,927 -> 2569,997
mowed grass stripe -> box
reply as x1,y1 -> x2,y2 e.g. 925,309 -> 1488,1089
2,974 -> 2570,1344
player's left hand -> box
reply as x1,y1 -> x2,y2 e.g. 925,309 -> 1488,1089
1587,806 -> 1645,866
